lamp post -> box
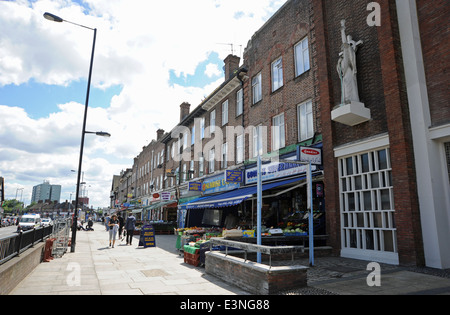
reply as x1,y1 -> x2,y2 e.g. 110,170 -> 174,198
44,12 -> 104,253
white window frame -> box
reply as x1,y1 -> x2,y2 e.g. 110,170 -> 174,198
294,37 -> 310,77
210,110 -> 215,134
222,100 -> 228,126
252,72 -> 262,104
209,148 -> 215,173
253,125 -> 263,158
338,146 -> 398,264
190,160 -> 194,179
236,134 -> 244,164
272,113 -> 285,151
236,88 -> 243,116
200,117 -> 205,139
191,125 -> 195,146
271,57 -> 283,92
298,100 -> 314,141
199,156 -> 204,177
221,142 -> 228,169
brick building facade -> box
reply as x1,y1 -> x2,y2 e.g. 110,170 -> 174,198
111,0 -> 449,269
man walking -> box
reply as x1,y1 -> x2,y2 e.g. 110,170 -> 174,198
125,212 -> 136,245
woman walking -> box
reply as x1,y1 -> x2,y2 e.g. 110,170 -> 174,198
108,214 -> 119,248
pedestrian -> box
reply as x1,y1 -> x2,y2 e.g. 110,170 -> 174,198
125,212 -> 136,245
108,214 -> 119,248
117,213 -> 124,240
105,214 -> 110,231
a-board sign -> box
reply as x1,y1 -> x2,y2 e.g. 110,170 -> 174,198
139,225 -> 156,248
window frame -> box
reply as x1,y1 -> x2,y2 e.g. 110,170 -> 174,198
271,57 -> 283,92
272,113 -> 286,151
294,37 -> 310,77
297,100 -> 314,141
252,72 -> 262,104
236,88 -> 243,116
222,100 -> 229,126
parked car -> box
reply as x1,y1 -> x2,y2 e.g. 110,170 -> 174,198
17,214 -> 41,232
41,218 -> 53,227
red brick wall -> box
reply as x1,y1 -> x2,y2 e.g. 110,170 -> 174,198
242,0 -> 316,158
416,0 -> 450,126
315,0 -> 424,265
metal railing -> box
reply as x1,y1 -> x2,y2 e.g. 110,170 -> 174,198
209,237 -> 305,267
0,218 -> 71,265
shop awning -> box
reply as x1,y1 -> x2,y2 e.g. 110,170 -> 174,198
182,175 -> 313,210
131,208 -> 143,214
145,201 -> 177,211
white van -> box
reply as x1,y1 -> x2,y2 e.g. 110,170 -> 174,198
17,214 -> 41,232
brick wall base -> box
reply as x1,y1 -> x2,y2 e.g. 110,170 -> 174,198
205,251 -> 308,295
0,243 -> 45,295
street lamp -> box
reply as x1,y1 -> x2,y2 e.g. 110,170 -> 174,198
44,12 -> 105,253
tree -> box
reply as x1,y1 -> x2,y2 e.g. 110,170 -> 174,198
2,199 -> 23,214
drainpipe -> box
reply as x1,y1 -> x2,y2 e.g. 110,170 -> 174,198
237,67 -> 248,130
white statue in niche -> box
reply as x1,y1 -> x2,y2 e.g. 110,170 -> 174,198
337,19 -> 363,105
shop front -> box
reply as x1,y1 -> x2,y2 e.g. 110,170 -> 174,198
178,157 -> 325,245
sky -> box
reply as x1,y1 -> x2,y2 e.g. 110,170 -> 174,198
0,0 -> 288,209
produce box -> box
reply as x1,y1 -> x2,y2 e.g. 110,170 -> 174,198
242,230 -> 255,238
183,245 -> 199,255
223,229 -> 243,238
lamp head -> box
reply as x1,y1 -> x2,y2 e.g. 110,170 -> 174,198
43,12 -> 63,23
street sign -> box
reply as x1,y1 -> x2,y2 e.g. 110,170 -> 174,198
298,146 -> 322,165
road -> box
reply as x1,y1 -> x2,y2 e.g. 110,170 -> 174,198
0,225 -> 19,239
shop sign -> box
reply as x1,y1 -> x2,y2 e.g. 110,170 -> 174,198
225,170 -> 243,183
138,225 -> 156,248
202,173 -> 240,195
297,146 -> 322,165
188,182 -> 202,192
245,160 -> 317,184
161,192 -> 171,201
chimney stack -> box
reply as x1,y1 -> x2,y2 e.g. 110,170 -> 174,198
157,129 -> 165,141
224,55 -> 241,80
180,102 -> 191,121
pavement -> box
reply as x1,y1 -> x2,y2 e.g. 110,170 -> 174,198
9,223 -> 450,296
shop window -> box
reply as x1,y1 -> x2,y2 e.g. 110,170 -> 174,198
339,147 -> 397,258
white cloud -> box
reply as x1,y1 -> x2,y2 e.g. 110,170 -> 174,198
0,0 -> 287,208
205,63 -> 222,78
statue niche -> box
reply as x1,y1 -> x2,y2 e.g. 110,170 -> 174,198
331,19 -> 371,126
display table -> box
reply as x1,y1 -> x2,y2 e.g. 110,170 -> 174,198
225,235 -> 328,247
